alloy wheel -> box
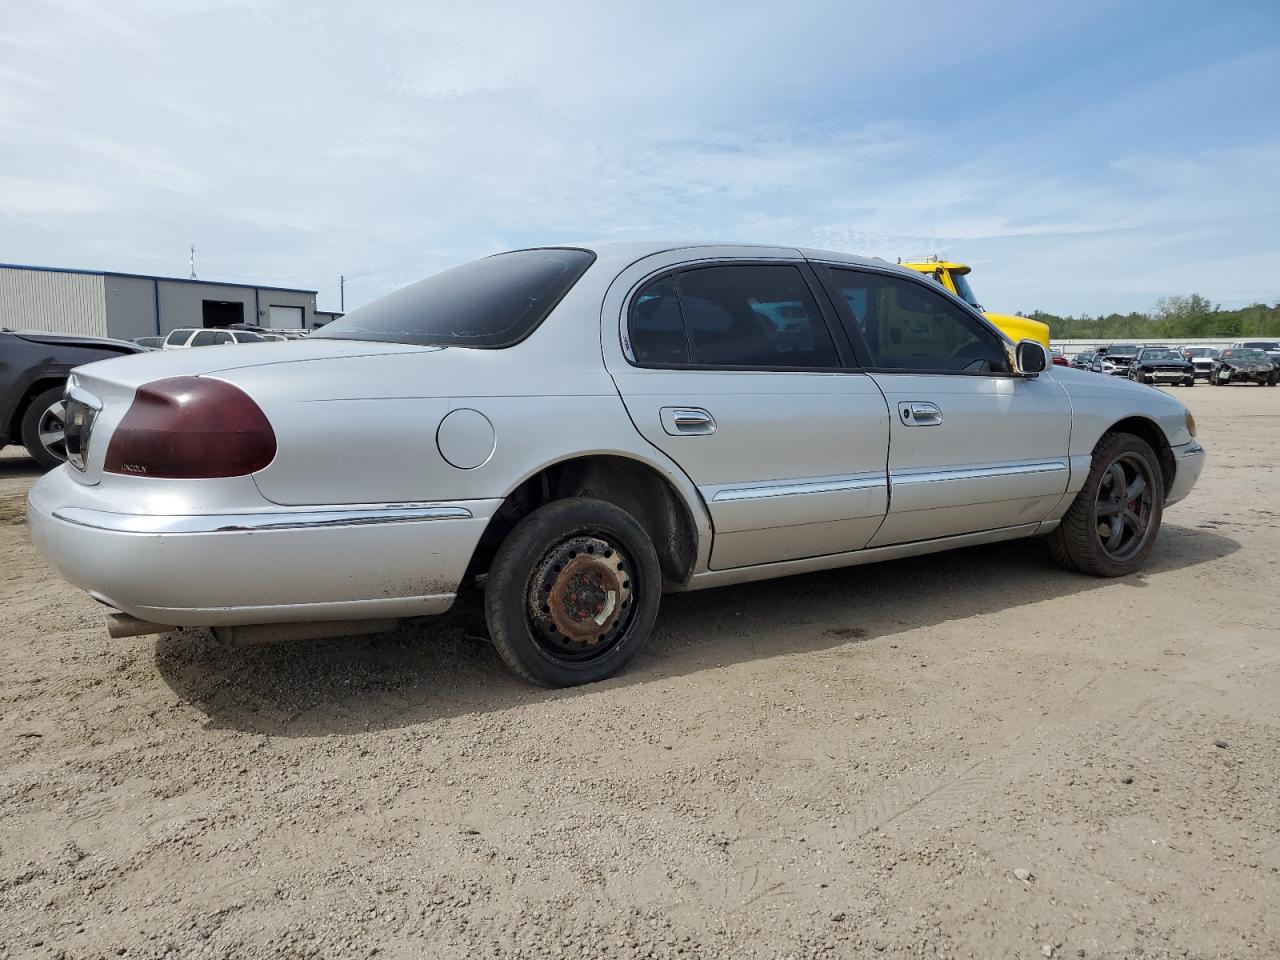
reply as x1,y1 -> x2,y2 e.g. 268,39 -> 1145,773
37,400 -> 68,463
1093,452 -> 1156,562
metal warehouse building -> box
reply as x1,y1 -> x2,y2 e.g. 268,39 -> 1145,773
0,263 -> 341,341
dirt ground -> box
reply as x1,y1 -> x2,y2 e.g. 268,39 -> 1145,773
0,384 -> 1277,960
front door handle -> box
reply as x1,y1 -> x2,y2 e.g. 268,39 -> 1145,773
661,406 -> 717,436
898,401 -> 943,426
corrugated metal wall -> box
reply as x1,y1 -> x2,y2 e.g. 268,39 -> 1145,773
156,281 -> 254,333
0,267 -> 108,336
104,274 -> 158,340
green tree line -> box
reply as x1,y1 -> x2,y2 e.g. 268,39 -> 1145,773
1023,295 -> 1280,340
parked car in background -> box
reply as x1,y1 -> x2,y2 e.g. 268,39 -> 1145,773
1048,347 -> 1069,367
1181,346 -> 1219,380
1210,347 -> 1278,386
1129,347 -> 1195,387
162,327 -> 268,350
1071,351 -> 1096,370
28,242 -> 1205,688
0,328 -> 144,469
132,336 -> 165,350
1098,344 -> 1143,376
1232,340 -> 1280,366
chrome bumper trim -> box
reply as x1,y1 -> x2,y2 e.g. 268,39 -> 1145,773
50,504 -> 474,535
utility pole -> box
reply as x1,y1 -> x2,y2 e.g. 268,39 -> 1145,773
189,245 -> 197,280
340,274 -> 345,312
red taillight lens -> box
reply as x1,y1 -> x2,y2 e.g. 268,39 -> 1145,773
104,376 -> 276,478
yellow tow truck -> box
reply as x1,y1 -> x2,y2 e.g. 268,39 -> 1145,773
897,256 -> 1050,349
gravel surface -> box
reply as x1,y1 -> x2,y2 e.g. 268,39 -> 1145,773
1,385 -> 1277,959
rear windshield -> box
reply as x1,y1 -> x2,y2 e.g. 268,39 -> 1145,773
315,248 -> 596,348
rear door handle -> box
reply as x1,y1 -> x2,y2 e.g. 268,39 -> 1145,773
661,407 -> 717,436
898,401 -> 943,426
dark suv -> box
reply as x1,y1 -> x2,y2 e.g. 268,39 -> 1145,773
1,329 -> 143,469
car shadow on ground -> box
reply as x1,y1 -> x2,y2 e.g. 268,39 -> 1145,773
0,454 -> 44,480
154,523 -> 1239,737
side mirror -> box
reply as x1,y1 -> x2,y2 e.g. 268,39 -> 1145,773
1015,339 -> 1048,375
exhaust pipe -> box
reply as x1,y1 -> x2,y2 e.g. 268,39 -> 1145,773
105,612 -> 177,639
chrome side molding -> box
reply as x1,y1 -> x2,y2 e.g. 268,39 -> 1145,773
891,460 -> 1068,486
711,473 -> 887,503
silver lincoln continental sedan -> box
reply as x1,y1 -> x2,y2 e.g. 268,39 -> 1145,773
28,243 -> 1205,686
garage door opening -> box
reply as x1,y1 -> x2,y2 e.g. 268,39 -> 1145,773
268,305 -> 304,329
202,300 -> 244,328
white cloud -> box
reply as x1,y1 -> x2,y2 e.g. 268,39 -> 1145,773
0,0 -> 1274,314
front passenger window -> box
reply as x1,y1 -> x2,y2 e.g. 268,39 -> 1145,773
830,269 -> 1007,373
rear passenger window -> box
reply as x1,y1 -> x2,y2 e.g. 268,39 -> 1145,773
190,330 -> 218,347
164,329 -> 190,346
628,264 -> 839,369
830,269 -> 1008,373
630,277 -> 689,365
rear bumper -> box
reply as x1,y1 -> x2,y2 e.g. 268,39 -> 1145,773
1166,441 -> 1205,507
27,468 -> 499,626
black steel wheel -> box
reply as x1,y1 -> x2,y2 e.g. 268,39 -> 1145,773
527,534 -> 638,660
19,386 -> 69,470
485,497 -> 661,686
1048,432 -> 1164,577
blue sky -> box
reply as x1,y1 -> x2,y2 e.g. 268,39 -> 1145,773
1,0 -> 1277,315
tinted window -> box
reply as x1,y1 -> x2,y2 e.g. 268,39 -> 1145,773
190,330 -> 218,347
630,277 -> 690,365
234,331 -> 264,343
830,269 -> 1007,373
165,329 -> 192,346
629,264 -> 838,369
315,248 -> 595,348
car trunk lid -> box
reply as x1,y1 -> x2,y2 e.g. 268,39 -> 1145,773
61,340 -> 440,485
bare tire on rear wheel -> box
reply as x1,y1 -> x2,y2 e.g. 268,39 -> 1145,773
20,386 -> 69,471
1047,432 -> 1164,578
484,497 -> 662,687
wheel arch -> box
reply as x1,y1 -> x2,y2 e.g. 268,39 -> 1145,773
465,452 -> 708,591
8,376 -> 67,441
1103,415 -> 1176,496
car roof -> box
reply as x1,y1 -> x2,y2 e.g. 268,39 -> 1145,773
560,241 -> 921,283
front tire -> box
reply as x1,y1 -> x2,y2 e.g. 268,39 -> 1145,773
20,386 -> 69,470
484,497 -> 662,687
1048,432 -> 1164,578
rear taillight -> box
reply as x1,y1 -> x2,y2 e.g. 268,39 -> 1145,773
104,376 -> 276,478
